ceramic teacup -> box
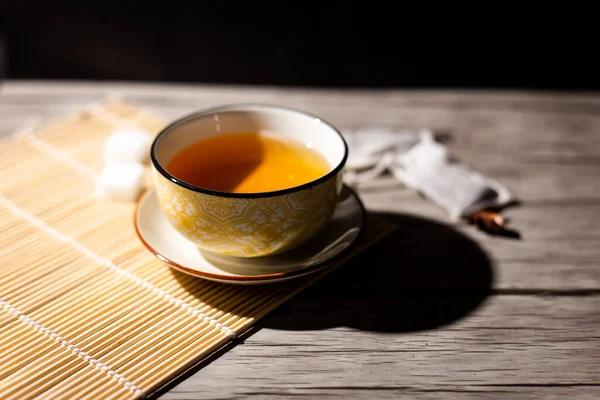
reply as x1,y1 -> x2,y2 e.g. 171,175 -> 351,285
151,104 -> 348,258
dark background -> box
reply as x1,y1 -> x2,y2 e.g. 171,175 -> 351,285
1,2 -> 598,89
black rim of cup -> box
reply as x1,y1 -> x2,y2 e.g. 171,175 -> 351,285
150,104 -> 349,199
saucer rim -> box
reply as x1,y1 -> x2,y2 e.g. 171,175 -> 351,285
133,186 -> 366,282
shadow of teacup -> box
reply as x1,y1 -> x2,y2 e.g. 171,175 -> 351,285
261,211 -> 494,333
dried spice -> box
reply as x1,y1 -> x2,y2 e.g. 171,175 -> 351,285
468,210 -> 506,234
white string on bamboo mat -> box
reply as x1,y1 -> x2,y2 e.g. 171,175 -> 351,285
15,116 -> 98,180
13,100 -> 158,180
85,104 -> 140,128
85,99 -> 163,129
0,194 -> 237,339
0,298 -> 145,398
5,106 -> 237,334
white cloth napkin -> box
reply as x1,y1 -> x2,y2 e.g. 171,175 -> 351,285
342,127 -> 515,220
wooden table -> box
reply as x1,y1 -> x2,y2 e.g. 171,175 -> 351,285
1,81 -> 599,399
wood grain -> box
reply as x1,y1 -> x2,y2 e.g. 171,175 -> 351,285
162,296 -> 600,399
1,81 -> 599,399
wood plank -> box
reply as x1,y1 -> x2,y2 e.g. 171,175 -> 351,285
353,196 -> 600,290
161,387 -> 600,400
3,85 -> 600,156
3,81 -> 600,108
160,295 -> 600,399
4,94 -> 600,162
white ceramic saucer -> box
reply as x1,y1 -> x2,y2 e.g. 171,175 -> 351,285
134,186 -> 365,284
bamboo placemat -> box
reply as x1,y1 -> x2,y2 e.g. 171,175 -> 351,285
0,100 -> 394,400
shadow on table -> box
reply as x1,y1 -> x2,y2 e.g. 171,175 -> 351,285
151,211 -> 494,398
261,211 -> 494,333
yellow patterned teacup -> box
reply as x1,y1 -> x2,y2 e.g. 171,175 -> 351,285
150,105 -> 348,258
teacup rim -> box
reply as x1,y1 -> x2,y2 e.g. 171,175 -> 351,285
151,103 -> 348,199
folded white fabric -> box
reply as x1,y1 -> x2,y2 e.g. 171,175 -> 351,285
342,128 -> 515,220
343,126 -> 422,170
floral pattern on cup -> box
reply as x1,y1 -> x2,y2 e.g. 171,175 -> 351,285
153,170 -> 340,257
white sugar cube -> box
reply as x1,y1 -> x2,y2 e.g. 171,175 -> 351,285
104,128 -> 152,164
97,162 -> 145,201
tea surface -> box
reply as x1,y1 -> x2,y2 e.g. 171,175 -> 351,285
166,133 -> 330,193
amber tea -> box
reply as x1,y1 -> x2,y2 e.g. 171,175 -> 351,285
166,133 -> 331,193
